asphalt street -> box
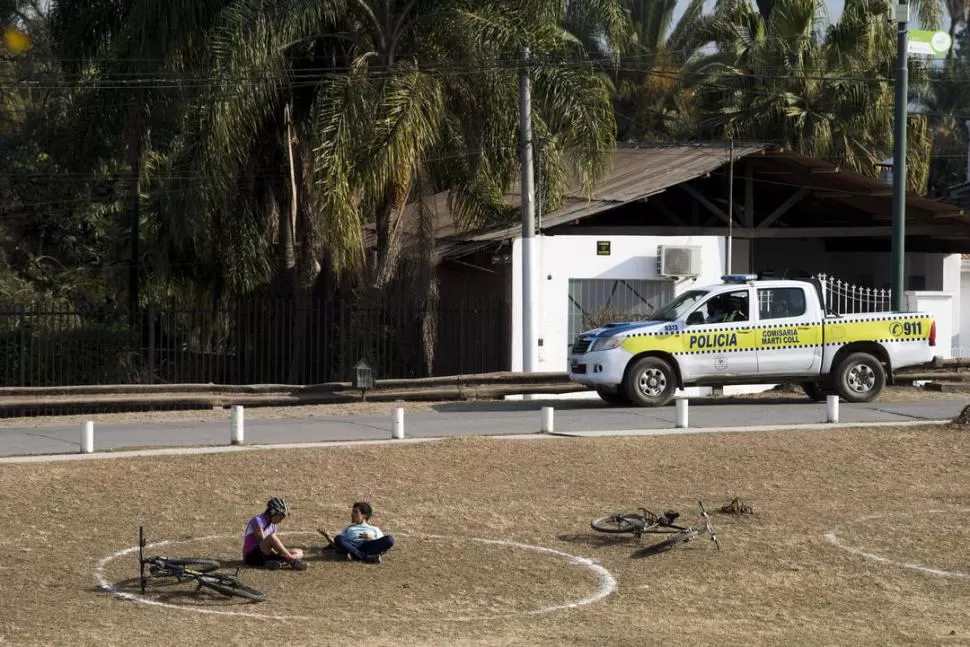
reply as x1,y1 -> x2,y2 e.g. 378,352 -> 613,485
0,398 -> 965,458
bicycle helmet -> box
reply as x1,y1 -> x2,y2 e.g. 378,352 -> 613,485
266,496 -> 290,517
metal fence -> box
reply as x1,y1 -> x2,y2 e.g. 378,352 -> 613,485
0,296 -> 510,387
814,273 -> 892,314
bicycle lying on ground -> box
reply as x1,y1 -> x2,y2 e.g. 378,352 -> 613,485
590,501 -> 721,552
138,526 -> 266,602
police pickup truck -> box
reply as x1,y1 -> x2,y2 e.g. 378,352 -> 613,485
568,275 -> 937,407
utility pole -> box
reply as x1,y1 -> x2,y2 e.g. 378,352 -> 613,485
519,47 -> 538,372
726,139 -> 734,275
891,0 -> 909,311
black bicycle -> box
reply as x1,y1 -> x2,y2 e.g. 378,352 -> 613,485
591,501 -> 721,552
138,527 -> 266,602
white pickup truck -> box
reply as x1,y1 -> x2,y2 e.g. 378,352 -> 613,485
568,275 -> 937,406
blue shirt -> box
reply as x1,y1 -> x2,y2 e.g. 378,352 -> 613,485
338,522 -> 383,548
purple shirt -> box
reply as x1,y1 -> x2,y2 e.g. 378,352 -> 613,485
243,513 -> 277,557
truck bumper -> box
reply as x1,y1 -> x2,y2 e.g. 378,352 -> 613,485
567,349 -> 631,387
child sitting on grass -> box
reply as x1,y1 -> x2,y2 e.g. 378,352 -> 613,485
319,501 -> 394,564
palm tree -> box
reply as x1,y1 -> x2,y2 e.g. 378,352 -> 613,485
613,0 -> 713,141
51,0 -> 624,378
694,0 -> 933,192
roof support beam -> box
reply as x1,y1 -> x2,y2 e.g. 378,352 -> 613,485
758,186 -> 811,228
555,224 -> 970,239
680,184 -> 730,224
653,200 -> 686,225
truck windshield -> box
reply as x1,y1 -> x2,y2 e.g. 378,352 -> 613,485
647,290 -> 709,322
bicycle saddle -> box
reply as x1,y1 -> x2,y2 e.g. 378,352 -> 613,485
663,510 -> 680,522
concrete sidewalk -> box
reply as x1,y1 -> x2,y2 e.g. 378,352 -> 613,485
0,401 -> 952,464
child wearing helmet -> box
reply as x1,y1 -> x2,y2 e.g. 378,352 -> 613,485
243,496 -> 307,570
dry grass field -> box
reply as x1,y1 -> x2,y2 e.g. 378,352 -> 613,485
1,419 -> 969,646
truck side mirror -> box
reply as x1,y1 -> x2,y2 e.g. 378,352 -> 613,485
686,311 -> 705,326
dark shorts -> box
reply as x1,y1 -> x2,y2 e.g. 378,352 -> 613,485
244,547 -> 270,567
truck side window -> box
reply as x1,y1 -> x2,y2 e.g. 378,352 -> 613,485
699,291 -> 749,324
758,287 -> 806,320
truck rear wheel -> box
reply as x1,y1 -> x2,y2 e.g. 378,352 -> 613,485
624,357 -> 677,407
833,352 -> 885,403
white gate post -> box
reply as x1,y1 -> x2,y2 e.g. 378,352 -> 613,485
826,395 -> 839,423
81,421 -> 94,454
391,407 -> 405,439
230,405 -> 244,445
541,406 -> 554,432
675,399 -> 689,428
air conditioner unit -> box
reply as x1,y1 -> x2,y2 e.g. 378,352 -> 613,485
658,245 -> 702,277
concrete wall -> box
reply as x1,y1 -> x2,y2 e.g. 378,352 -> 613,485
510,234 -> 726,372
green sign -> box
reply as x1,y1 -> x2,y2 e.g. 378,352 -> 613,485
596,241 -> 611,256
908,30 -> 952,57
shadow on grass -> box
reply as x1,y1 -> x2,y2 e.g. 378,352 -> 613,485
108,575 -> 263,605
431,395 -> 814,414
556,532 -> 642,548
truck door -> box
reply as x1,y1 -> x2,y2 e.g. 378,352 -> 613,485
680,288 -> 759,380
754,285 -> 822,375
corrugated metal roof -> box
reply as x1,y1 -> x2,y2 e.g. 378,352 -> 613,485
757,149 -> 967,221
363,144 -> 970,260
366,144 -> 765,259
458,144 -> 768,246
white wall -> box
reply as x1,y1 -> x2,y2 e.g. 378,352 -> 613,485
905,292 -> 953,359
510,234 -> 726,372
959,259 -> 970,357
941,254 -> 962,353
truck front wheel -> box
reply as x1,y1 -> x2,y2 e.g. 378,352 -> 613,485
833,352 -> 886,403
596,388 -> 631,406
624,357 -> 677,407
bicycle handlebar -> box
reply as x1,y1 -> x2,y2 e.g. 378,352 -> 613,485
697,501 -> 720,549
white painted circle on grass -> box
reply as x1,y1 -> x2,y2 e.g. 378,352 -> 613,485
96,531 -> 616,621
824,509 -> 970,580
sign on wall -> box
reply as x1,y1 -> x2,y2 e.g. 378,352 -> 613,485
596,241 -> 611,256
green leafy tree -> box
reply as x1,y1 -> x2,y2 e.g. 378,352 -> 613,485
694,0 -> 934,192
613,0 -> 714,141
48,0 -> 623,378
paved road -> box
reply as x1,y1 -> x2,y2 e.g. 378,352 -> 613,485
0,398 -> 964,458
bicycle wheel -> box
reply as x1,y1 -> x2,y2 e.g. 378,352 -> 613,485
591,513 -> 651,534
198,574 -> 266,602
149,557 -> 221,574
647,528 -> 696,552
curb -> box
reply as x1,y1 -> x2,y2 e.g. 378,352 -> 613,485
0,419 -> 954,465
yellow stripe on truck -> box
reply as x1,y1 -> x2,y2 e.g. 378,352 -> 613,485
619,323 -> 825,355
617,314 -> 930,358
826,315 -> 932,344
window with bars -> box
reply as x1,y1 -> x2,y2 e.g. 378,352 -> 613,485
567,279 -> 674,346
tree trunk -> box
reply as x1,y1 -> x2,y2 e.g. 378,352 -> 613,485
280,102 -> 299,297
373,181 -> 409,288
284,102 -> 324,384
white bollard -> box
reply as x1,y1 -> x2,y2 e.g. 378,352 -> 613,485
675,398 -> 689,428
391,407 -> 405,439
81,421 -> 94,454
230,405 -> 244,445
541,406 -> 554,433
826,395 -> 839,423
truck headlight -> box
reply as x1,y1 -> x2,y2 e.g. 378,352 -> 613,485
590,336 -> 623,351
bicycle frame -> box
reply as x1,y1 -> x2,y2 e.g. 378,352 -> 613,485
591,502 -> 720,550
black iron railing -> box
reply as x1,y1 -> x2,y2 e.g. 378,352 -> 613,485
0,296 -> 510,386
